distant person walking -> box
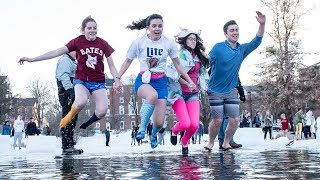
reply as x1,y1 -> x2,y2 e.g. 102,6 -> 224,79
263,110 -> 273,140
253,111 -> 262,128
105,129 -> 111,146
131,126 -> 137,145
280,113 -> 295,146
293,108 -> 304,140
2,121 -> 11,135
26,117 -> 39,136
13,115 -> 24,149
194,121 -> 204,144
304,108 -> 313,139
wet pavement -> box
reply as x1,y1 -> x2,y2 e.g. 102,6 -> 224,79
0,149 -> 319,179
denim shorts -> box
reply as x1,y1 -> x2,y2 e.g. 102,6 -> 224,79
180,92 -> 199,102
134,74 -> 168,99
73,79 -> 106,94
207,88 -> 239,119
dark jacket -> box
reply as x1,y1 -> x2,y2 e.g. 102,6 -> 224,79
26,122 -> 38,135
105,130 -> 110,138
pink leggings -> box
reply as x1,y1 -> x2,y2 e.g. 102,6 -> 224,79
172,99 -> 200,146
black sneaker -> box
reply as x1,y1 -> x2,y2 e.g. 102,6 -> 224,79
182,146 -> 188,157
230,143 -> 242,149
219,144 -> 223,150
170,131 -> 177,146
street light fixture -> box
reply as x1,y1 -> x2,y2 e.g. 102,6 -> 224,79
248,91 -> 253,121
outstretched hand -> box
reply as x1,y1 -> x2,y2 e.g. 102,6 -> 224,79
18,57 -> 32,65
256,11 -> 266,25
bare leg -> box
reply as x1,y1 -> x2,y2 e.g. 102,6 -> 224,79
91,88 -> 108,118
152,99 -> 166,128
222,117 -> 239,148
205,119 -> 222,149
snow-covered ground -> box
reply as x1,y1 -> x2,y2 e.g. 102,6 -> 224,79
1,128 -> 320,161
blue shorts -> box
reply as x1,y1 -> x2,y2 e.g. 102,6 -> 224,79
208,88 -> 239,119
134,74 -> 168,99
73,79 -> 106,94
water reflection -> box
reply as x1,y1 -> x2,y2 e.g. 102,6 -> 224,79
0,150 -> 319,179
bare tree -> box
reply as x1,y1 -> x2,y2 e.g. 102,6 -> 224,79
0,73 -> 13,122
256,0 -> 309,118
43,84 -> 62,135
122,74 -> 140,125
26,76 -> 52,127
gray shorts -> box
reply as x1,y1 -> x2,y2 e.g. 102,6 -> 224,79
208,89 -> 239,119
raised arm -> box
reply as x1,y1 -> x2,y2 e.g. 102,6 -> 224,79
18,46 -> 69,64
118,58 -> 133,77
256,11 -> 266,37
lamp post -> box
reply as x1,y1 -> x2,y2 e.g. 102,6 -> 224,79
248,91 -> 253,121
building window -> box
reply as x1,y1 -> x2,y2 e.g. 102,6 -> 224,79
120,121 -> 124,129
106,122 -> 110,130
131,121 -> 135,129
120,97 -> 124,103
86,109 -> 91,116
105,109 -> 110,117
94,122 -> 101,134
119,105 -> 124,115
107,98 -> 110,106
106,89 -> 110,95
25,107 -> 29,114
130,87 -> 133,93
121,87 -> 124,93
142,98 -> 146,103
128,104 -> 135,115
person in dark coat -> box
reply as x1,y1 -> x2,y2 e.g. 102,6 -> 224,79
105,129 -> 111,146
26,118 -> 39,136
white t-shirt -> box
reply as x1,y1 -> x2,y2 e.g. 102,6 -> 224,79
126,35 -> 179,72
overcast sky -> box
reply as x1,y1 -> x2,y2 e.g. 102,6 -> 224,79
1,0 -> 319,97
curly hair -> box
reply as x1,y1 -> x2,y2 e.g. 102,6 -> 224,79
177,33 -> 209,67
